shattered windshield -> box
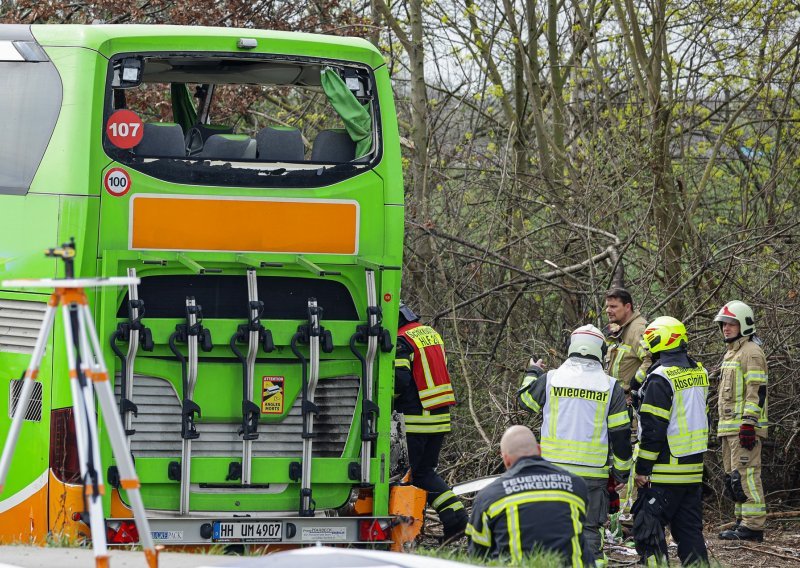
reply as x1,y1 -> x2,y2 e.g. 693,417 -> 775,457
102,54 -> 379,188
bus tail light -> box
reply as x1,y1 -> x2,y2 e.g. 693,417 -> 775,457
359,519 -> 389,541
50,408 -> 81,483
107,520 -> 139,544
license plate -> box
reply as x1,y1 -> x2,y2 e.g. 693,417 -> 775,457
212,521 -> 282,542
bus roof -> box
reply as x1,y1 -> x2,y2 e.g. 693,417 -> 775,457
26,24 -> 384,68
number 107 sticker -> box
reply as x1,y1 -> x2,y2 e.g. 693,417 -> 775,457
106,109 -> 144,149
104,168 -> 132,197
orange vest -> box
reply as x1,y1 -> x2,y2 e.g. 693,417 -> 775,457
398,322 -> 456,410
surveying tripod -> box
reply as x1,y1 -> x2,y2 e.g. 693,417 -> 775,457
0,240 -> 159,568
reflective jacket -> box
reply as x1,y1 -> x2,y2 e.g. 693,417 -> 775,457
519,358 -> 632,481
394,322 -> 455,434
605,311 -> 651,391
467,455 -> 594,567
635,349 -> 708,485
717,336 -> 768,437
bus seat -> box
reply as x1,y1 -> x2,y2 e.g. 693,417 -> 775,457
186,124 -> 235,155
198,134 -> 256,160
256,126 -> 305,162
135,122 -> 186,158
311,129 -> 355,163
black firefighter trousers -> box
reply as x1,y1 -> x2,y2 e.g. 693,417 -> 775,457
407,433 -> 467,537
634,483 -> 708,566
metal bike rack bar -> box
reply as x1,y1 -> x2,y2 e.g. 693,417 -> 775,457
229,269 -> 273,484
289,298 -> 333,516
109,267 -> 154,438
169,297 -> 212,515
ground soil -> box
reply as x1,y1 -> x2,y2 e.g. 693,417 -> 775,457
606,520 -> 800,567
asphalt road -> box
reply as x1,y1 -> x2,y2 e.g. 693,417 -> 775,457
0,546 -> 236,567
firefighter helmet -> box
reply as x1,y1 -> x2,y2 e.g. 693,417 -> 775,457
398,301 -> 420,324
642,316 -> 688,354
714,300 -> 755,336
568,324 -> 607,362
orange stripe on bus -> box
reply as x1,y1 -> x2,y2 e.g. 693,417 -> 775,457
131,197 -> 359,254
91,372 -> 108,382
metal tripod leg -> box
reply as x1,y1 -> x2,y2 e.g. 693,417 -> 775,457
68,302 -> 109,566
181,299 -> 198,515
78,303 -> 159,567
360,270 -> 379,484
300,300 -> 321,515
0,300 -> 56,491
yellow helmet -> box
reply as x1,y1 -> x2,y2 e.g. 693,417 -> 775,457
642,316 -> 688,354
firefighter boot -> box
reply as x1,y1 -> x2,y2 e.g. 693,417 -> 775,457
719,525 -> 763,542
718,518 -> 740,538
439,505 -> 468,542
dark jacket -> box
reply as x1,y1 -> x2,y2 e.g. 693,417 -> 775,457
635,348 -> 708,484
467,455 -> 594,566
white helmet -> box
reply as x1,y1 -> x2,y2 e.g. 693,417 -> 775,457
568,324 -> 607,362
714,301 -> 755,337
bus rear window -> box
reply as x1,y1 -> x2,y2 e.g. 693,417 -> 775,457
103,54 -> 379,188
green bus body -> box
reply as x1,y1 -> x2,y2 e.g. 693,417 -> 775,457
0,24 -> 403,546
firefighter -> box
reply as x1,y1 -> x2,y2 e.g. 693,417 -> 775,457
604,288 -> 651,394
518,324 -> 632,566
714,301 -> 768,541
603,288 -> 650,520
394,301 -> 468,540
467,425 -> 594,566
632,316 -> 708,566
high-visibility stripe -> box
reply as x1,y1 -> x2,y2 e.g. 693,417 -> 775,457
421,392 -> 456,408
432,490 -> 456,510
486,490 -> 586,517
613,454 -> 632,472
743,370 -> 767,384
419,383 -> 454,398
650,462 -> 703,484
555,462 -> 609,479
466,514 -> 492,547
569,503 -> 583,568
404,414 -> 450,424
520,390 -> 540,412
394,359 -> 411,369
541,439 -> 608,465
650,472 -> 703,484
640,404 -> 670,420
414,344 -> 437,391
608,411 -> 630,429
405,412 -> 451,434
637,448 -> 660,461
507,505 -> 522,562
405,423 -> 450,433
441,501 -> 465,513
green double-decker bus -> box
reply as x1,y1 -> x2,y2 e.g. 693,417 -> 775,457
0,24 -> 405,547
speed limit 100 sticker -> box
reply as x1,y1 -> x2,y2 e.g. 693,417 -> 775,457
106,109 -> 144,149
104,168 -> 132,197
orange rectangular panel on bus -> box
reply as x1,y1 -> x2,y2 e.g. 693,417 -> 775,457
129,195 -> 359,254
